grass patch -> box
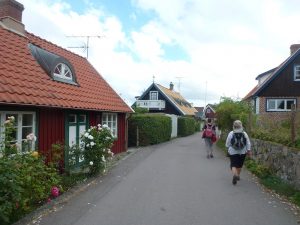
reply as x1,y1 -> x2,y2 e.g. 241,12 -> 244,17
245,159 -> 300,207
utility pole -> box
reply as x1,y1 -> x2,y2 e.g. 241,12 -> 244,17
66,35 -> 103,59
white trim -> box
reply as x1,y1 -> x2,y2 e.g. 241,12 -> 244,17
53,63 -> 73,80
102,113 -> 118,138
149,91 -> 158,100
294,65 -> 300,81
0,111 -> 36,152
266,98 -> 296,111
255,98 -> 260,114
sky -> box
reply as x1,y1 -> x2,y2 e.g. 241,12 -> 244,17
17,0 -> 300,107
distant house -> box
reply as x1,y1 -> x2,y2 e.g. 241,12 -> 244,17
244,44 -> 300,121
194,106 -> 204,120
203,104 -> 216,120
0,0 -> 132,170
134,82 -> 198,116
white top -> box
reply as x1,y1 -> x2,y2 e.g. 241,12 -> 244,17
225,130 -> 251,155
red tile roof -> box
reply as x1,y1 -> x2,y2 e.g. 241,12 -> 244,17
0,27 -> 132,113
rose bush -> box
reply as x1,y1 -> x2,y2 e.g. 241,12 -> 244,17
81,124 -> 115,175
0,117 -> 61,225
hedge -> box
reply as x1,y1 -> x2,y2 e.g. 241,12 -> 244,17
178,117 -> 196,137
128,114 -> 171,147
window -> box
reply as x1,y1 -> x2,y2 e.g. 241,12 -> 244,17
28,43 -> 77,85
294,65 -> 300,81
266,99 -> 296,111
67,113 -> 88,167
54,63 -> 73,80
150,91 -> 158,100
102,113 -> 118,138
0,111 -> 36,153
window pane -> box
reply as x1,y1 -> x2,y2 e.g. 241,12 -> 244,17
69,114 -> 76,123
23,114 -> 33,126
22,127 -> 33,139
79,115 -> 86,123
6,114 -> 18,126
286,100 -> 295,110
267,100 -> 276,110
295,66 -> 300,80
277,100 -> 285,109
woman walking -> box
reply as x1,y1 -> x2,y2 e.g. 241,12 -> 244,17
202,118 -> 216,159
225,120 -> 251,185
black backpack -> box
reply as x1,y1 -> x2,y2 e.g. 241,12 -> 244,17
230,132 -> 247,150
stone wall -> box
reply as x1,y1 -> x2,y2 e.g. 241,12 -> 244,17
251,138 -> 300,189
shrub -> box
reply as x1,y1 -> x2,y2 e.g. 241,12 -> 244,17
0,116 -> 61,225
80,124 -> 115,175
128,114 -> 171,146
177,117 -> 196,137
0,153 -> 61,225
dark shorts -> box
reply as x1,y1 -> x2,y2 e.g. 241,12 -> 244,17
229,154 -> 246,169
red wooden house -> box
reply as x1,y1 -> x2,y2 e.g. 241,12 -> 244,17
203,104 -> 216,120
0,0 -> 132,170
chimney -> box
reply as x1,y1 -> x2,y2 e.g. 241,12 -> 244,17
0,0 -> 25,35
290,44 -> 300,55
169,82 -> 174,91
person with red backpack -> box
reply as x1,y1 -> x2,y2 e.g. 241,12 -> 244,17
202,118 -> 216,159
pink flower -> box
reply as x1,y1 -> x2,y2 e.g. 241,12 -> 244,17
26,133 -> 37,141
51,186 -> 59,198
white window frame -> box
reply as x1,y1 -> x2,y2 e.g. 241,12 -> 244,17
266,99 -> 296,111
294,65 -> 300,81
0,111 -> 36,153
149,91 -> 158,100
102,113 -> 118,138
53,63 -> 73,80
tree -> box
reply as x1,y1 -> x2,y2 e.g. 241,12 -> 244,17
216,97 -> 253,133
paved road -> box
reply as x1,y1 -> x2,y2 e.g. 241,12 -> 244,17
31,133 -> 299,225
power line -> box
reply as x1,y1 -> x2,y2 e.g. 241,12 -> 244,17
66,35 -> 103,59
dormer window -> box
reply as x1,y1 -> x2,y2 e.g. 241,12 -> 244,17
28,43 -> 78,85
294,65 -> 300,81
54,63 -> 73,80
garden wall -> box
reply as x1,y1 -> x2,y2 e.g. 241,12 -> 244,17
251,138 -> 300,189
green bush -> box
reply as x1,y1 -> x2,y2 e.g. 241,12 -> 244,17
128,114 -> 171,146
177,117 -> 196,137
0,153 -> 61,225
194,120 -> 201,132
80,125 -> 114,175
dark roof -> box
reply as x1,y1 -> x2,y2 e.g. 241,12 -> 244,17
255,67 -> 277,80
0,26 -> 132,113
244,48 -> 300,99
138,83 -> 197,116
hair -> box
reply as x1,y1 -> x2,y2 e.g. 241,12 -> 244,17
233,120 -> 243,130
207,118 -> 212,123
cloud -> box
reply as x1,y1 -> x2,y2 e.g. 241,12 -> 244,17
18,0 -> 300,107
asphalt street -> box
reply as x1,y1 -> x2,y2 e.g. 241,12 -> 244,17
24,133 -> 299,225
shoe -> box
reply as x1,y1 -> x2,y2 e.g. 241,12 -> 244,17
232,175 -> 238,185
236,176 -> 240,181
210,154 -> 213,158
207,155 -> 210,159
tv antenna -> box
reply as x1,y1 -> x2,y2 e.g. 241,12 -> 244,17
175,76 -> 184,92
66,35 -> 103,59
